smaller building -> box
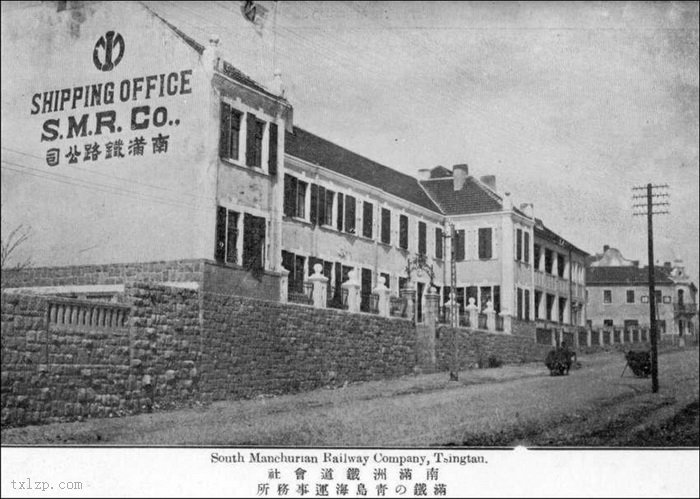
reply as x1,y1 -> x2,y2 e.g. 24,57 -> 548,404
586,246 -> 698,341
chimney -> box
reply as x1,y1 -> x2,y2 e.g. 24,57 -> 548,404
271,68 -> 285,97
603,245 -> 610,252
519,203 -> 534,218
417,168 -> 431,181
202,34 -> 221,73
452,164 -> 469,191
480,175 -> 496,191
503,192 -> 513,210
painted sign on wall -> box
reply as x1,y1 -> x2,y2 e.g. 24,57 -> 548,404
29,31 -> 193,167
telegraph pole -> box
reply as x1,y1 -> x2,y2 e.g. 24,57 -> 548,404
632,183 -> 669,393
444,223 -> 459,381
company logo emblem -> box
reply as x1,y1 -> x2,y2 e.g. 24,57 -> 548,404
93,31 -> 125,72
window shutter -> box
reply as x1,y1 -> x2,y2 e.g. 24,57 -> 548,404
246,113 -> 257,166
215,206 -> 227,262
318,186 -> 326,225
418,222 -> 426,255
455,230 -> 465,261
435,228 -> 443,259
310,184 -> 319,225
381,208 -> 391,244
283,174 -> 296,217
336,193 -> 344,231
268,122 -> 278,175
516,228 -> 522,261
219,102 -> 231,159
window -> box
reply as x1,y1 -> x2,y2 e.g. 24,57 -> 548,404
219,102 -> 242,161
557,253 -> 566,278
454,230 -> 465,261
544,248 -> 554,274
546,293 -> 555,321
517,288 -> 523,320
534,244 -> 541,270
478,227 -> 492,259
524,232 -> 530,264
362,201 -> 373,238
399,214 -> 408,250
435,227 -> 443,259
534,290 -> 542,319
626,290 -> 635,304
215,206 -> 239,264
282,251 -> 305,294
283,175 -> 307,219
624,319 -> 639,328
516,228 -> 523,261
243,214 -> 266,271
558,297 -> 566,324
246,114 -> 265,167
310,185 -> 334,227
381,208 -> 391,244
604,319 -> 613,327
322,189 -> 334,226
344,195 -> 356,234
296,181 -> 307,219
336,193 -> 344,231
658,320 -> 666,333
399,276 -> 408,291
524,289 -> 530,320
655,290 -> 662,303
418,222 -> 427,255
603,290 -> 612,304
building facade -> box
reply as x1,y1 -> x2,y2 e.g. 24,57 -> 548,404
2,1 -> 589,335
587,247 -> 698,340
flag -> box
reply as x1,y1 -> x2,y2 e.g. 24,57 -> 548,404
240,0 -> 269,37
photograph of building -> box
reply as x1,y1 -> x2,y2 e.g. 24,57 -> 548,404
1,2 -> 698,496
587,246 -> 698,342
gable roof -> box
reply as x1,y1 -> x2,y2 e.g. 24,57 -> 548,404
285,127 -> 442,214
418,177 -> 503,215
586,266 -> 674,286
147,7 -> 284,101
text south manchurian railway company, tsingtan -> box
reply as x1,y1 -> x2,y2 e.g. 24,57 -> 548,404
211,452 -> 487,467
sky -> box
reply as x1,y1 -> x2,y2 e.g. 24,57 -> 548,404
144,0 -> 699,283
1,1 -> 697,283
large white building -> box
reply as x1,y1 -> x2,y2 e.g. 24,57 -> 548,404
2,1 -> 588,335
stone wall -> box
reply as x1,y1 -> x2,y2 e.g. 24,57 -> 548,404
1,285 -> 202,427
435,326 -> 551,370
1,260 -> 206,288
199,292 -> 417,400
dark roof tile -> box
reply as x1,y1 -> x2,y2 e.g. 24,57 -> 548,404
586,266 -> 674,285
285,127 -> 442,213
418,178 -> 503,215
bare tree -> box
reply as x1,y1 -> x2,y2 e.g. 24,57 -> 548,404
1,216 -> 32,290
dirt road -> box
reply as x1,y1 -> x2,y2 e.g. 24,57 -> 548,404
2,348 -> 698,446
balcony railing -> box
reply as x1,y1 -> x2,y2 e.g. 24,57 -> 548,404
674,303 -> 698,315
289,282 -> 313,305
